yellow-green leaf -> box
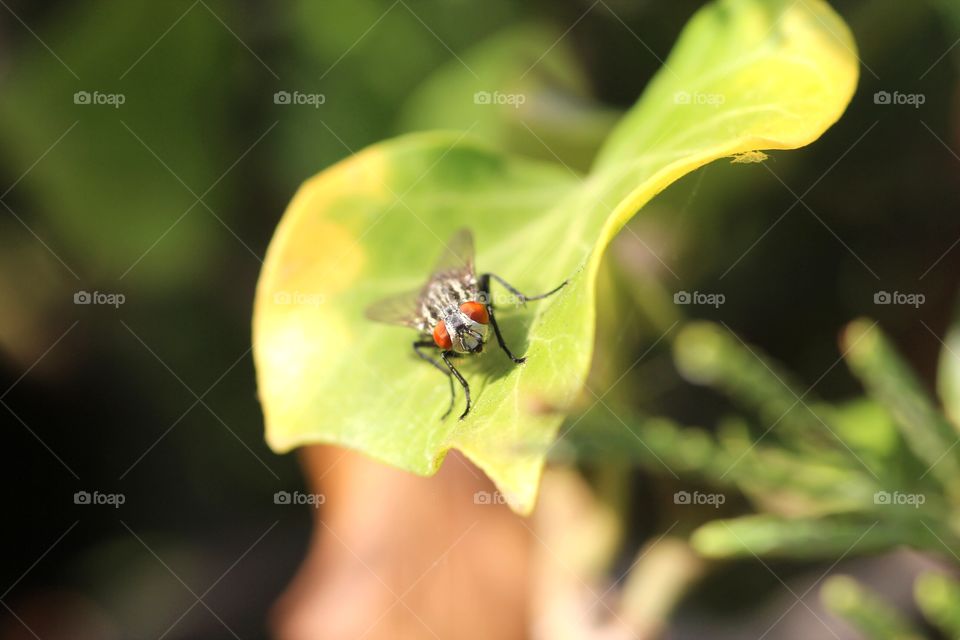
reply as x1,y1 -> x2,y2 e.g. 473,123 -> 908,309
253,0 -> 858,514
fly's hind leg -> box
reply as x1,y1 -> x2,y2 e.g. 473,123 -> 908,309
413,340 -> 456,419
478,273 -> 569,364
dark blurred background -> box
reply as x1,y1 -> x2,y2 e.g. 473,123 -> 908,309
1,0 -> 958,638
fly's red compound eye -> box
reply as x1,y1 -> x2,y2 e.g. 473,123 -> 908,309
459,301 -> 489,324
433,320 -> 453,350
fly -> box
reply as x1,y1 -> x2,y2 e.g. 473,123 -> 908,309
365,228 -> 568,420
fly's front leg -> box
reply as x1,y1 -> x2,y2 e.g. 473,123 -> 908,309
413,340 -> 456,419
478,273 -> 524,363
478,273 -> 568,364
484,273 -> 568,304
441,351 -> 471,420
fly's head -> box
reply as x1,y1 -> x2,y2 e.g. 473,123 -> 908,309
432,301 -> 489,354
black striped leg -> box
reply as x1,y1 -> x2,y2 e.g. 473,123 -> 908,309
483,273 -> 569,304
413,340 -> 456,419
441,350 -> 471,420
478,273 -> 569,364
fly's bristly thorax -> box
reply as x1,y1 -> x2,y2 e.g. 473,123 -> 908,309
444,310 -> 488,354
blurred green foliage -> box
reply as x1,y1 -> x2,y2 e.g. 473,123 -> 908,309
820,570 -> 960,640
566,270 -> 960,630
822,575 -> 924,640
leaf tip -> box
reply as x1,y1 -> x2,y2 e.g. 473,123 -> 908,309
840,317 -> 878,361
820,574 -> 861,610
689,521 -> 731,557
674,321 -> 726,384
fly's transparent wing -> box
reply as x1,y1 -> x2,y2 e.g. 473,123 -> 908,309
365,229 -> 476,329
431,228 -> 475,279
364,288 -> 424,328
